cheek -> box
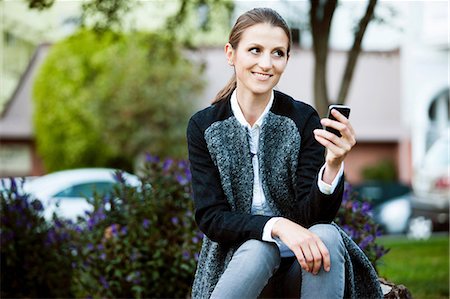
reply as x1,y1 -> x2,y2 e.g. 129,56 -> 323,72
274,60 -> 288,73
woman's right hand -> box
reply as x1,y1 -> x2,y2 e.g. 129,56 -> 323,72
272,218 -> 330,275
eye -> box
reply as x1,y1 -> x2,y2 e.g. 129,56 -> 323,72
249,47 -> 260,55
273,50 -> 285,57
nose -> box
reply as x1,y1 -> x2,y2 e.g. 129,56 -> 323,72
258,52 -> 272,71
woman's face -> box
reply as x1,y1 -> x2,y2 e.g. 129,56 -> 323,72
226,23 -> 289,99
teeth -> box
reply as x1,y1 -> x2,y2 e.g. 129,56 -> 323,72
253,72 -> 271,79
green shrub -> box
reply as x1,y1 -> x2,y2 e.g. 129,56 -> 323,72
33,30 -> 204,172
1,161 -> 389,297
362,159 -> 397,182
71,155 -> 201,298
334,182 -> 389,268
0,179 -> 75,298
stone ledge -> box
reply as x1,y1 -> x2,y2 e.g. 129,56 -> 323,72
380,278 -> 413,299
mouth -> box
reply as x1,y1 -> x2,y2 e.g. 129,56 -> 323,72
252,72 -> 273,80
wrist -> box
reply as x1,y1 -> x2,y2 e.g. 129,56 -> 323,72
271,217 -> 289,238
323,161 -> 341,184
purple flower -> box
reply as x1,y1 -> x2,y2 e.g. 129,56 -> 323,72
45,229 -> 58,246
54,219 -> 64,229
178,160 -> 189,170
363,223 -> 372,233
120,226 -> 128,235
31,199 -> 43,212
86,243 -> 94,251
358,235 -> 374,250
343,182 -> 352,201
87,218 -> 97,231
100,253 -> 107,261
126,273 -> 133,282
113,171 -> 126,184
142,218 -> 151,229
99,276 -> 109,289
194,253 -> 199,261
163,159 -> 174,171
111,224 -> 119,236
176,173 -> 189,186
131,251 -> 140,262
192,236 -> 200,244
182,251 -> 190,260
361,202 -> 372,214
185,168 -> 192,181
145,153 -> 160,164
171,217 -> 179,225
74,225 -> 83,233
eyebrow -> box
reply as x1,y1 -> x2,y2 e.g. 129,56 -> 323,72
246,43 -> 287,52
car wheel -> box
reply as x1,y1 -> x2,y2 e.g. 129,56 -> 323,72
407,216 -> 433,240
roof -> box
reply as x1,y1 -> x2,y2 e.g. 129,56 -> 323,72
0,43 -> 50,140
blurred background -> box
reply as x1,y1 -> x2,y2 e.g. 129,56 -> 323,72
0,0 -> 448,298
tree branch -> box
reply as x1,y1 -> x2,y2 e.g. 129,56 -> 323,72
337,0 -> 377,104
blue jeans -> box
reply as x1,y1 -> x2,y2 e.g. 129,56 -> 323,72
210,224 -> 346,299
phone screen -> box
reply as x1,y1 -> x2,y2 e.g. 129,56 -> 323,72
325,105 -> 351,137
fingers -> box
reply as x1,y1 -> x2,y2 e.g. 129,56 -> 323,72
292,236 -> 330,275
330,109 -> 355,136
320,118 -> 355,144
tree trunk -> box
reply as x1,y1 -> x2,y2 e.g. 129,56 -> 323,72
337,0 -> 378,104
310,0 -> 338,117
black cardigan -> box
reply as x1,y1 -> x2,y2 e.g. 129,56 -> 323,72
187,90 -> 383,299
187,90 -> 344,247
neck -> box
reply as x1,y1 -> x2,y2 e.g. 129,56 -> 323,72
236,88 -> 272,127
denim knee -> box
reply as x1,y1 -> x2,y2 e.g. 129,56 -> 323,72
309,224 -> 344,256
236,239 -> 281,273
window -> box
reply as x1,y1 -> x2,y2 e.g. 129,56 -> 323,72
54,182 -> 115,198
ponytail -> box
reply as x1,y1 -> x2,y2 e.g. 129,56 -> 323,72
212,74 -> 236,104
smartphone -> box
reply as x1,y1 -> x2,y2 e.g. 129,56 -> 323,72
325,104 -> 351,137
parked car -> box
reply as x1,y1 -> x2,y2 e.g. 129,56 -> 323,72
354,181 -> 412,234
410,133 -> 450,237
22,168 -> 140,221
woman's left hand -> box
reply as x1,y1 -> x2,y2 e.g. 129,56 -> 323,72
313,109 -> 356,183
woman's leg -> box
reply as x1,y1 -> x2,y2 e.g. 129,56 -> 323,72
210,239 -> 281,299
269,224 -> 345,298
300,223 -> 345,298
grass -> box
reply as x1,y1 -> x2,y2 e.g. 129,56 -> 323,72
377,234 -> 449,299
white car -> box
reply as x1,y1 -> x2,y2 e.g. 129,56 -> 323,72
410,133 -> 450,237
23,168 -> 140,221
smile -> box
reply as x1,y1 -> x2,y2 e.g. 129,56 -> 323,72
252,72 -> 273,80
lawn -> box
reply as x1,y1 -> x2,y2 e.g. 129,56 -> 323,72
377,234 -> 449,299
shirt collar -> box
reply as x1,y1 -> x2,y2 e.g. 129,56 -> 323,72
230,89 -> 274,129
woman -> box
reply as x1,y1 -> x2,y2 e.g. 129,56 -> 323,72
187,7 -> 382,299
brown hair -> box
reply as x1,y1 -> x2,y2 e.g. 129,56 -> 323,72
212,8 -> 292,104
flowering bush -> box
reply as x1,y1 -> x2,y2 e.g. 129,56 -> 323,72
0,178 -> 75,298
71,154 -> 202,298
1,159 -> 388,298
334,182 -> 389,267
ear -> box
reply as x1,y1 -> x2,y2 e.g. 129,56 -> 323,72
224,43 -> 234,66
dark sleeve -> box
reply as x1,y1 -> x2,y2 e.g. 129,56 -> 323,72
187,116 -> 271,246
293,110 -> 344,227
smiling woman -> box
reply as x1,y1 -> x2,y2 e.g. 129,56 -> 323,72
186,7 -> 380,299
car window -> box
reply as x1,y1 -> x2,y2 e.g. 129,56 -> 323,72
54,182 -> 115,198
424,138 -> 450,168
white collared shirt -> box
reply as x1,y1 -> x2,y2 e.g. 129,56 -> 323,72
230,90 -> 344,257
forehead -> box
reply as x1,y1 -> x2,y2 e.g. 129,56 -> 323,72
239,23 -> 289,49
